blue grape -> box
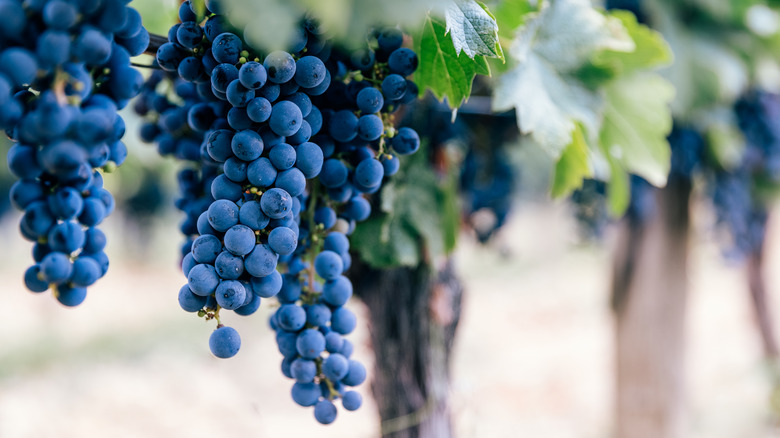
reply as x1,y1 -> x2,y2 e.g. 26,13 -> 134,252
329,110 -> 358,142
226,80 -> 255,108
215,250 -> 244,280
275,168 -> 306,197
224,224 -> 256,256
295,142 -> 324,178
356,87 -> 384,114
215,280 -> 247,310
177,21 -> 203,49
247,97 -> 272,123
247,157 -> 278,187
239,200 -> 271,230
314,206 -> 336,229
381,74 -> 407,100
56,285 -> 87,307
224,157 -> 248,182
179,285 -> 207,312
324,232 -> 349,255
291,382 -> 321,407
306,304 -> 332,327
40,252 -> 72,284
357,115 -> 384,141
270,101 -> 303,137
192,234 -> 222,264
322,276 -> 353,307
315,251 -> 344,280
378,28 -> 404,51
231,130 -> 264,162
392,127 -> 420,155
314,400 -> 337,425
296,328 -> 326,359
342,359 -> 366,386
211,174 -> 243,200
344,196 -> 371,221
209,326 -> 241,358
354,158 -> 384,188
295,56 -> 326,88
239,62 -> 267,89
212,32 -> 242,64
235,293 -> 262,316
264,51 -> 297,84
188,263 -> 220,296
25,266 -> 49,293
260,188 -> 293,219
244,243 -> 278,277
48,221 -> 85,254
277,304 -> 307,331
211,63 -> 239,93
320,159 -> 348,188
322,353 -> 349,381
325,332 -> 344,353
342,391 -> 362,411
207,199 -> 239,231
291,358 -> 318,383
251,270 -> 283,298
270,143 -> 297,170
287,92 -> 312,118
331,307 -> 357,334
387,48 -> 418,76
268,227 -> 298,255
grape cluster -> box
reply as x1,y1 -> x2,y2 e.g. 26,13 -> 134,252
709,91 -> 780,256
154,1 -> 420,423
460,145 -> 516,243
3,0 -> 147,305
133,69 -> 215,256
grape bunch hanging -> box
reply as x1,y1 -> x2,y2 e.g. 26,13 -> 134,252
138,0 -> 422,425
3,0 -> 147,305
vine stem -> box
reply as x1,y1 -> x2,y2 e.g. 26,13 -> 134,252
143,33 -> 169,57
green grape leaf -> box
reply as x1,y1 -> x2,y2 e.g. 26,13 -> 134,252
649,0 -> 748,117
415,15 -> 490,108
492,0 -> 534,42
590,11 -> 673,76
551,124 -> 592,198
600,72 -> 675,187
606,157 -> 631,216
351,149 -> 459,269
492,0 -> 634,157
444,0 -> 504,60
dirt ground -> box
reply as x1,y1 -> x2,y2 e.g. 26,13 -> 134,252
0,201 -> 778,438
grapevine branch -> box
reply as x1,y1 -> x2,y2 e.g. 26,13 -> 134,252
145,33 -> 168,57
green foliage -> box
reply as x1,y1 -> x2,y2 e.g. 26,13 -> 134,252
492,0 -> 634,158
351,146 -> 460,269
587,11 -> 673,82
599,73 -> 675,211
414,16 -> 490,108
490,0 -> 675,209
551,124 -> 591,198
444,0 -> 504,60
491,0 -> 534,43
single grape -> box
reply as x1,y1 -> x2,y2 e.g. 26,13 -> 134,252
209,326 -> 241,358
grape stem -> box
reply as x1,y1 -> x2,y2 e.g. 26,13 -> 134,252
315,358 -> 341,399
